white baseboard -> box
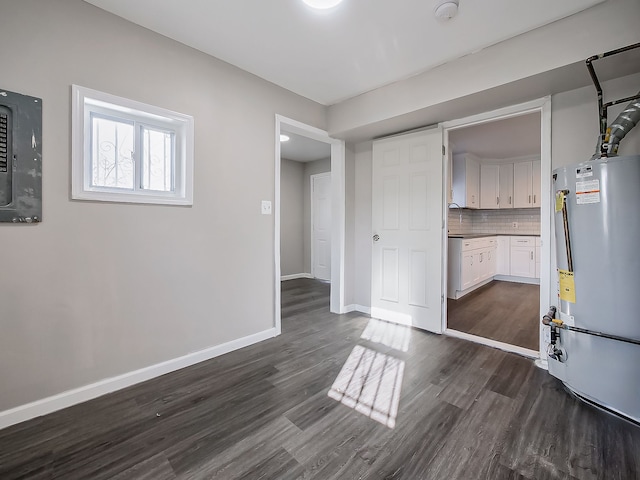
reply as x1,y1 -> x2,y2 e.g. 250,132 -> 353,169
281,273 -> 313,281
494,275 -> 541,285
445,328 -> 539,359
343,304 -> 371,315
0,327 -> 278,431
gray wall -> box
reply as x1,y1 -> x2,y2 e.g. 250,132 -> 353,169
303,158 -> 331,274
349,72 -> 640,310
280,159 -> 305,277
0,0 -> 325,411
552,72 -> 640,168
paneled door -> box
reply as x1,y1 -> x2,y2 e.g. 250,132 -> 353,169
371,128 -> 444,332
311,172 -> 331,281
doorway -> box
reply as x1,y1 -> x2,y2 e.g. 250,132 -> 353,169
442,99 -> 552,361
274,115 -> 346,334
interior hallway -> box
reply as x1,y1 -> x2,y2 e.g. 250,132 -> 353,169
0,279 -> 638,479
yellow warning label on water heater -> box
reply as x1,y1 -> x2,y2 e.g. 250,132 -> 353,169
558,269 -> 576,303
555,191 -> 565,213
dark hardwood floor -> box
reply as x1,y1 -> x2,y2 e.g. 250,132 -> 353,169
1,278 -> 638,479
447,280 -> 540,350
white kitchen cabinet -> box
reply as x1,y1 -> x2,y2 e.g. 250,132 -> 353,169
499,163 -> 514,209
535,237 -> 541,278
514,160 -> 541,208
510,236 -> 536,278
452,153 -> 480,209
448,236 -> 496,299
513,162 -> 533,208
480,164 -> 500,209
496,236 -> 510,275
532,160 -> 541,207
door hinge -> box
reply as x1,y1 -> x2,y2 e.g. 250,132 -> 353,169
442,145 -> 446,156
441,294 -> 445,304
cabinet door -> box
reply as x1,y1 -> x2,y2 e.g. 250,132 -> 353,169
472,250 -> 483,283
510,246 -> 535,278
497,236 -> 510,275
532,160 -> 541,207
480,164 -> 500,209
452,154 -> 479,209
499,163 -> 514,209
487,247 -> 497,278
513,162 -> 533,208
461,252 -> 474,289
467,157 -> 480,209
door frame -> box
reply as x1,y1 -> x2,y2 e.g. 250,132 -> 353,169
310,172 -> 332,281
275,115 -> 346,335
441,97 -> 552,364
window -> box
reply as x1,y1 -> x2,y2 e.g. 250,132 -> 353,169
72,85 -> 193,205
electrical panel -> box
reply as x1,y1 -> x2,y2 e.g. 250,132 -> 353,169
0,88 -> 42,223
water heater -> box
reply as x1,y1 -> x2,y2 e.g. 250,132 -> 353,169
546,43 -> 640,424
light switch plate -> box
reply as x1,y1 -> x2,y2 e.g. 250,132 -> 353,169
261,200 -> 272,215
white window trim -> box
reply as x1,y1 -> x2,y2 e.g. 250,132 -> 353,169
72,85 -> 194,206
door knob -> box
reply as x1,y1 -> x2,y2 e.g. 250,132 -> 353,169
373,234 -> 380,242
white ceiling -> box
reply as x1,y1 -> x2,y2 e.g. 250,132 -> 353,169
449,112 -> 541,159
281,131 -> 331,163
83,0 -> 605,106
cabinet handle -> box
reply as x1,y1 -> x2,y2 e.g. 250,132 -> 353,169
534,194 -> 536,204
496,196 -> 499,205
509,196 -> 512,205
528,195 -> 531,204
530,251 -> 533,260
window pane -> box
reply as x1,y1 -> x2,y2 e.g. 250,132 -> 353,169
142,127 -> 174,192
91,115 -> 134,189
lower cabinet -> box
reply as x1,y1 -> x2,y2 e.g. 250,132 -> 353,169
449,235 -> 539,299
509,237 -> 536,278
448,237 -> 497,299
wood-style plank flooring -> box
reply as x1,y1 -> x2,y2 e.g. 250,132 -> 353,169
447,280 -> 540,350
1,278 -> 638,479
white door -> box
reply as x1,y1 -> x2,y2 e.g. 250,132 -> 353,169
311,172 -> 331,281
371,128 -> 443,332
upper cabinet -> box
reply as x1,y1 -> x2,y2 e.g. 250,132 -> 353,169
532,160 -> 541,207
499,163 -> 514,209
480,164 -> 500,209
452,154 -> 540,210
514,159 -> 541,208
452,153 -> 480,209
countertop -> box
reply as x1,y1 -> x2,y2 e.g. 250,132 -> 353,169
448,233 -> 540,239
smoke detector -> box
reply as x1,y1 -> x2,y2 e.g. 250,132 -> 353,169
434,0 -> 459,20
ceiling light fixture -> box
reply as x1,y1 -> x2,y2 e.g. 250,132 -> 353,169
302,0 -> 344,10
280,134 -> 290,142
434,0 -> 459,21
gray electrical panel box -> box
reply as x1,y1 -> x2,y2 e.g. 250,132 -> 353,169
0,88 -> 42,223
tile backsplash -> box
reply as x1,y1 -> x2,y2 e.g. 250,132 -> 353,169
447,208 -> 540,235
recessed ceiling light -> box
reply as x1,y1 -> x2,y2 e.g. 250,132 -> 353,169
302,0 -> 344,10
280,134 -> 290,142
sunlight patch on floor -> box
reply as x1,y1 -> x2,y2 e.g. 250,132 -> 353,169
360,318 -> 412,352
328,345 -> 405,428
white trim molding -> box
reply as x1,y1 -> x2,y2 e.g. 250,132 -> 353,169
281,273 -> 313,281
0,328 -> 277,431
344,304 -> 372,315
445,329 -> 539,359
